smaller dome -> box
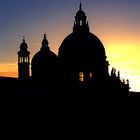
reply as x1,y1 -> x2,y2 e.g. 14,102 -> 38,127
32,34 -> 57,67
31,35 -> 58,81
18,37 -> 30,56
20,38 -> 28,51
32,48 -> 57,65
31,48 -> 58,80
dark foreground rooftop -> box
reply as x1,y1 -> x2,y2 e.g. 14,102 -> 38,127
0,77 -> 138,96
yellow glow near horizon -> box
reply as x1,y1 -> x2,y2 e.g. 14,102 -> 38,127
106,41 -> 140,92
0,63 -> 17,78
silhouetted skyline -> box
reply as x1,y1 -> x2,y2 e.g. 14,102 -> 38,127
14,4 -> 130,96
0,0 -> 140,92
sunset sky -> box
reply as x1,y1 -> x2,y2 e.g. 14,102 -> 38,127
0,0 -> 140,92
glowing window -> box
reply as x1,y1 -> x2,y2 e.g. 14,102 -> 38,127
90,72 -> 93,79
79,72 -> 84,82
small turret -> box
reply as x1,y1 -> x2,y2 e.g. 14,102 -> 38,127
17,36 -> 30,80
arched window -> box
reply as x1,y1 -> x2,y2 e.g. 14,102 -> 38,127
79,72 -> 84,82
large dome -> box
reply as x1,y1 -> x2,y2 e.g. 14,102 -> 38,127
58,32 -> 106,69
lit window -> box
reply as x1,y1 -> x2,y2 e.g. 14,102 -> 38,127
79,72 -> 84,82
90,72 -> 93,79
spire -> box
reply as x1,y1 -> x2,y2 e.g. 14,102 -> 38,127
42,33 -> 49,47
44,33 -> 46,39
79,2 -> 82,11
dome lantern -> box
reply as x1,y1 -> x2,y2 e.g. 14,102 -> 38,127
73,3 -> 89,33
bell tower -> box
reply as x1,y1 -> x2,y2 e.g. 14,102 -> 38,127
17,37 -> 30,80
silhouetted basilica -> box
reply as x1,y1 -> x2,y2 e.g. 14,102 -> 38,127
0,3 -> 130,96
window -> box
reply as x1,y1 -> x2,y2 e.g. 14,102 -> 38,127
80,21 -> 82,26
90,72 -> 93,79
79,72 -> 84,82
